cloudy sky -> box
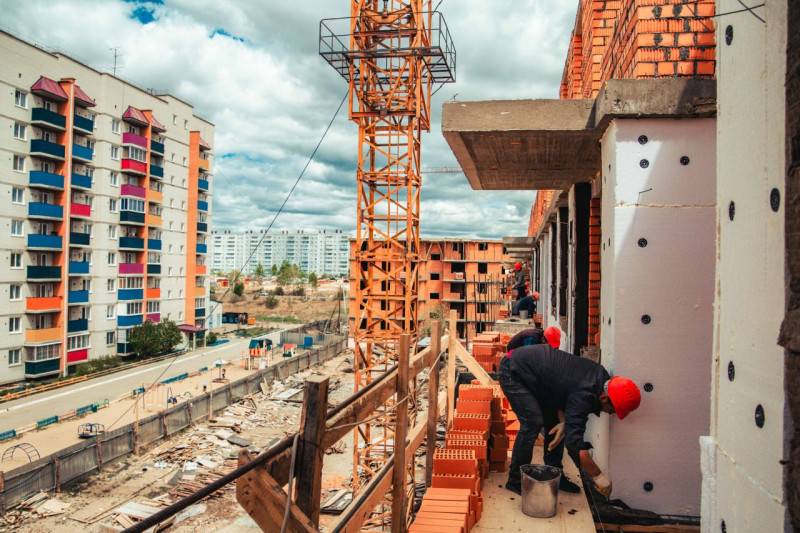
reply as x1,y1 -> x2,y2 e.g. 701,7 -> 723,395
1,0 -> 577,239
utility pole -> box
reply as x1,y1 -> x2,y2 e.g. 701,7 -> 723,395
109,46 -> 122,76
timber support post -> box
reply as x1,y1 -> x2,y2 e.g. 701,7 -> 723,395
296,375 -> 330,526
426,321 -> 442,487
392,334 -> 411,533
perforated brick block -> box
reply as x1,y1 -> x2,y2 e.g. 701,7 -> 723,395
445,439 -> 488,460
433,449 -> 479,476
458,385 -> 494,401
456,399 -> 492,416
454,413 -> 491,432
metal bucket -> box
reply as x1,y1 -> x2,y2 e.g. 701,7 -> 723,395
520,464 -> 562,518
519,310 -> 529,320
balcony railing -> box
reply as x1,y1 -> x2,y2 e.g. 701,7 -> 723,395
30,139 -> 65,160
68,261 -> 90,275
122,132 -> 147,148
148,188 -> 163,203
120,210 -> 145,224
148,239 -> 162,250
198,157 -> 210,170
150,139 -> 165,154
149,164 -> 164,178
67,349 -> 88,364
118,288 -> 143,301
73,114 -> 94,134
67,290 -> 89,304
197,222 -> 208,233
198,179 -> 209,191
67,318 -> 88,333
196,264 -> 207,275
195,308 -> 206,318
31,107 -> 67,130
118,314 -> 143,328
26,296 -> 61,312
147,264 -> 161,275
28,234 -> 62,250
121,184 -> 146,198
146,313 -> 161,323
119,263 -> 144,275
146,213 -> 162,227
28,202 -> 63,220
27,266 -> 61,280
197,200 -> 208,212
196,243 -> 207,254
70,203 -> 91,218
196,285 -> 207,295
29,170 -> 64,190
25,358 -> 60,377
25,327 -> 61,344
146,288 -> 160,299
121,159 -> 147,175
71,172 -> 92,189
119,237 -> 144,250
69,232 -> 90,246
72,144 -> 93,162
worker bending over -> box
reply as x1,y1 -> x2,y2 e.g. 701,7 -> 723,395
498,343 -> 641,498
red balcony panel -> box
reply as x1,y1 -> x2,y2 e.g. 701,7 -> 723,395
70,202 -> 91,217
67,349 -> 88,364
121,159 -> 147,175
121,184 -> 146,198
122,132 -> 148,148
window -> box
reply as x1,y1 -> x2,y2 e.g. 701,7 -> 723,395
172,114 -> 177,125
182,157 -> 187,166
43,100 -> 54,111
168,244 -> 173,253
8,349 -> 21,366
146,301 -> 160,313
180,245 -> 184,254
107,279 -> 115,292
169,199 -> 174,208
125,302 -> 142,315
106,331 -> 115,345
119,277 -> 143,289
430,272 -> 440,281
184,119 -> 188,130
110,172 -> 118,186
111,145 -> 120,160
9,317 -> 21,333
430,292 -> 440,300
109,199 -> 117,212
171,153 -> 175,162
10,253 -> 22,268
194,297 -> 205,309
431,253 -> 440,261
9,284 -> 21,300
14,90 -> 27,108
12,155 -> 25,172
106,305 -> 115,319
108,252 -> 116,265
13,122 -> 26,140
120,198 -> 145,212
124,146 -> 146,162
181,201 -> 186,210
67,334 -> 90,351
11,220 -> 23,237
478,242 -> 488,251
111,119 -> 120,134
108,226 -> 117,240
11,188 -> 24,204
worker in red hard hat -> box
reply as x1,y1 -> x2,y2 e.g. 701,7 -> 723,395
543,326 -> 561,348
498,343 -> 641,499
512,262 -> 526,301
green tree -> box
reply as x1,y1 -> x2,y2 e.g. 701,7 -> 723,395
233,282 -> 245,296
308,272 -> 318,290
127,320 -> 161,358
254,263 -> 265,277
159,319 -> 183,353
269,264 -> 278,276
265,295 -> 279,309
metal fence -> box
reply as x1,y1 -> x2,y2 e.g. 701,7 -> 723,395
0,332 -> 346,513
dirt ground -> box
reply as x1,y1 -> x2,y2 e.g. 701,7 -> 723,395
4,351 -> 358,533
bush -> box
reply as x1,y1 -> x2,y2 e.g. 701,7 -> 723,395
233,283 -> 245,296
291,287 -> 305,296
272,286 -> 284,296
265,295 -> 279,309
206,332 -> 218,345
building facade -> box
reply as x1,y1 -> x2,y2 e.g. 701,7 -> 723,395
211,230 -> 350,277
0,31 -> 213,383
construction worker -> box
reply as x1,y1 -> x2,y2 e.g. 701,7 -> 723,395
512,262 -> 526,301
517,290 -> 539,322
506,327 -> 544,350
543,326 -> 561,348
498,343 -> 641,498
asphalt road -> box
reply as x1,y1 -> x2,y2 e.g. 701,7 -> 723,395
0,331 -> 284,434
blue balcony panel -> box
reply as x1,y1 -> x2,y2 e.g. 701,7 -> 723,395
118,314 -> 143,328
68,290 -> 89,304
69,232 -> 91,246
120,211 -> 145,224
28,202 -> 63,220
73,114 -> 94,134
119,237 -> 145,250
69,261 -> 90,275
67,319 -> 88,333
150,164 -> 164,178
31,107 -> 66,130
195,308 -> 206,318
71,173 -> 92,189
197,222 -> 208,233
27,266 -> 61,280
197,200 -> 208,212
27,234 -> 62,250
25,358 -> 60,377
147,264 -> 161,275
150,140 -> 165,154
72,144 -> 93,161
198,179 -> 209,191
118,289 -> 143,301
30,139 -> 65,160
29,170 -> 64,190
148,239 -> 162,251
196,243 -> 207,254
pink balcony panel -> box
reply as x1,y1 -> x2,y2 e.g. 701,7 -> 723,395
146,313 -> 161,323
70,202 -> 91,217
121,184 -> 146,198
121,159 -> 147,174
67,349 -> 89,364
122,132 -> 148,148
119,263 -> 144,275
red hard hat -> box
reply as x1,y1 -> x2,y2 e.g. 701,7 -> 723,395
525,281 -> 530,287
532,291 -> 540,300
543,326 -> 561,348
514,262 -> 522,271
607,376 -> 641,420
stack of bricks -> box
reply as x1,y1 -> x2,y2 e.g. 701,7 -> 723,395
409,488 -> 478,533
471,332 -> 505,374
588,198 -> 601,346
488,384 -> 510,472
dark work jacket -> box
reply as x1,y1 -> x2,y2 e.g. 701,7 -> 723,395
506,328 -> 544,351
506,344 -> 610,465
512,269 -> 526,296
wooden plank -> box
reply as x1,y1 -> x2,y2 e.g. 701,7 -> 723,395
426,320 -> 442,487
236,449 -> 317,533
296,375 -> 330,526
451,342 -> 494,387
597,524 -> 700,533
391,335 -> 410,533
447,310 -> 457,429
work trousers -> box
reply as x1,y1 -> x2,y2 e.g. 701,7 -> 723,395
497,356 -> 566,486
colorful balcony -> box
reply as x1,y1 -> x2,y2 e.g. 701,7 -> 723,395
119,237 -> 144,250
69,232 -> 91,247
148,238 -> 162,250
146,213 -> 162,227
27,266 -> 61,280
29,170 -> 64,190
195,308 -> 206,318
25,358 -> 60,377
195,285 -> 207,296
25,327 -> 61,344
118,288 -> 143,301
198,157 -> 210,170
119,263 -> 144,275
70,202 -> 91,218
71,172 -> 92,190
28,202 -> 63,220
68,290 -> 89,304
149,164 -> 164,178
73,114 -> 94,134
197,200 -> 208,212
121,159 -> 147,175
146,313 -> 161,323
146,288 -> 161,299
68,261 -> 90,275
30,139 -> 65,160
31,107 -> 67,130
28,234 -> 62,250
26,296 -> 61,313
66,349 -> 88,364
147,264 -> 161,275
118,314 -> 143,328
198,178 -> 209,191
120,210 -> 145,224
121,184 -> 146,198
148,188 -> 163,203
72,143 -> 93,162
122,132 -> 147,148
196,264 -> 207,275
150,139 -> 165,154
196,243 -> 207,254
67,318 -> 88,333
197,222 -> 208,233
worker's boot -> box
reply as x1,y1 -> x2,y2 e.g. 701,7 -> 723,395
505,481 -> 522,496
559,476 -> 581,493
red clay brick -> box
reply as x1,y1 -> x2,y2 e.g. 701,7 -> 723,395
489,447 -> 508,462
453,413 -> 491,432
458,385 -> 493,401
490,460 -> 508,472
491,433 -> 510,448
456,399 -> 492,415
445,439 -> 488,460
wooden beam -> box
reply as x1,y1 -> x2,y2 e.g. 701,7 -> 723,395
296,375 -> 330,526
426,320 -> 442,487
447,310 -> 457,429
391,335 -> 410,533
451,341 -> 494,387
236,449 -> 318,533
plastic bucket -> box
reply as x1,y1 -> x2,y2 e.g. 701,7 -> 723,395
519,310 -> 529,320
520,464 -> 561,518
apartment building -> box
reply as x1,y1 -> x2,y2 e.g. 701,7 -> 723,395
0,31 -> 214,383
348,239 -> 510,341
211,230 -> 350,277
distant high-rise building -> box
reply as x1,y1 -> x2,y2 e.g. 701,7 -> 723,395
211,230 -> 350,277
0,30 -> 214,383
